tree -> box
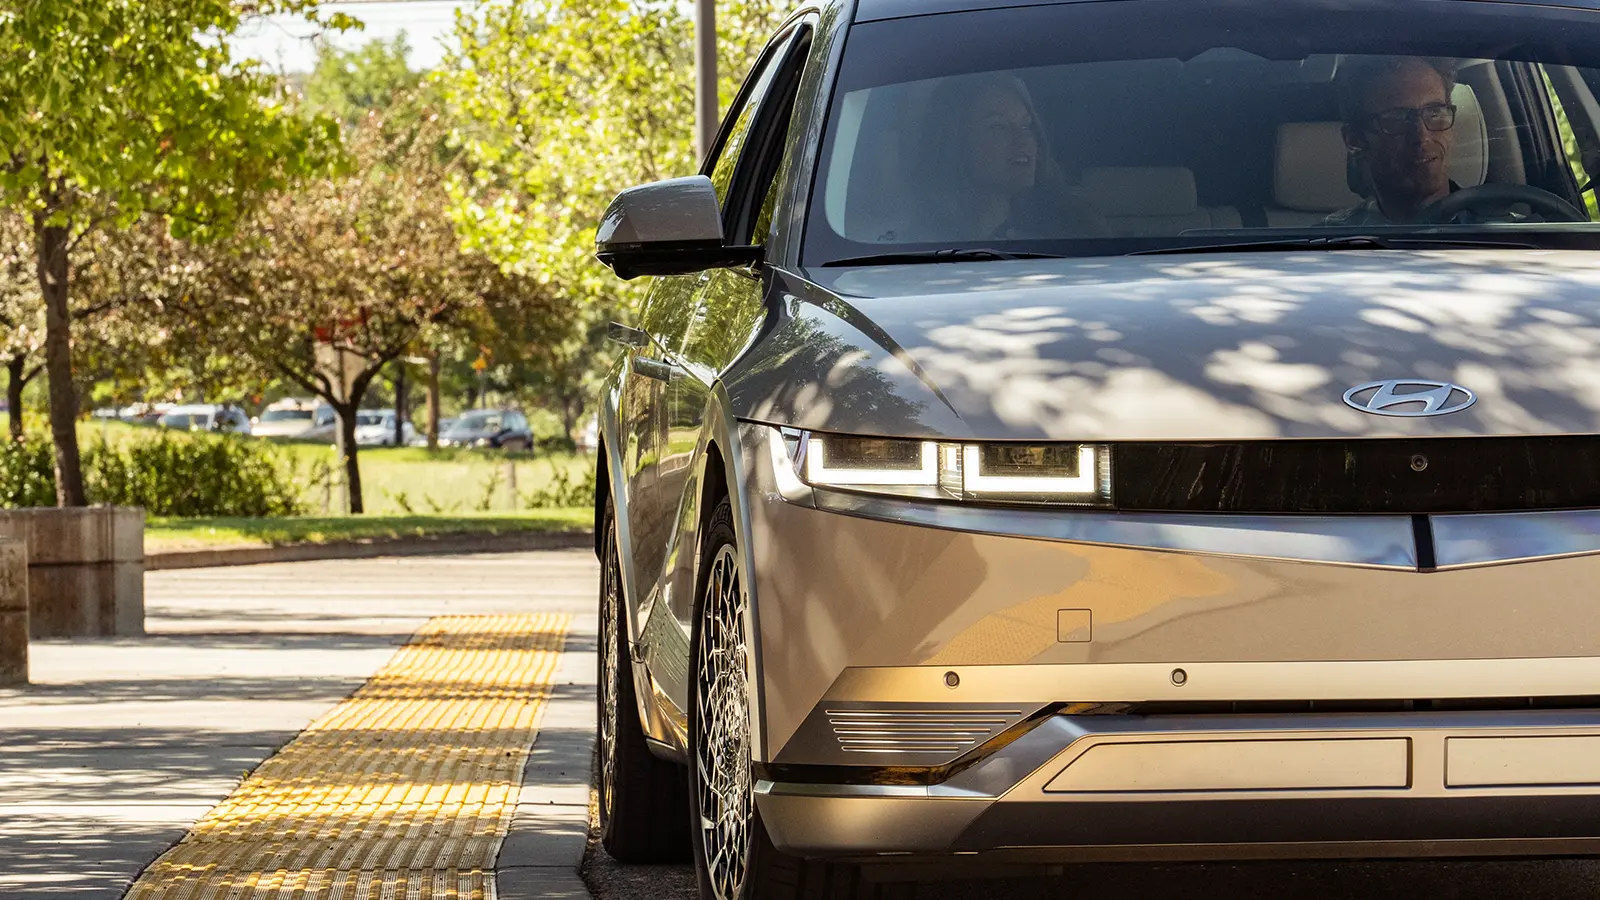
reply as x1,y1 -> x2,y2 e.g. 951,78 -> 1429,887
0,0 -> 346,505
186,109 -> 493,513
304,35 -> 423,126
0,212 -> 41,441
435,0 -> 788,432
478,294 -> 602,445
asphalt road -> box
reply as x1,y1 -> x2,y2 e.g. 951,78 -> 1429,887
583,846 -> 1600,900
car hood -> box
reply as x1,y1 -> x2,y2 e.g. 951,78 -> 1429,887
724,250 -> 1600,441
252,422 -> 310,436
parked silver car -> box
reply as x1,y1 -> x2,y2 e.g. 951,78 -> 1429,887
250,398 -> 321,439
353,409 -> 417,447
156,403 -> 251,435
594,1 -> 1600,897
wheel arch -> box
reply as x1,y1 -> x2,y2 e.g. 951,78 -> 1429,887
685,383 -> 770,762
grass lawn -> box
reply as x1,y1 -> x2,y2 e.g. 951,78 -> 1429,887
283,444 -> 595,516
145,508 -> 593,553
61,418 -> 595,516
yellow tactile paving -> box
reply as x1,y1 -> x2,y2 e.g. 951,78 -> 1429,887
125,613 -> 570,900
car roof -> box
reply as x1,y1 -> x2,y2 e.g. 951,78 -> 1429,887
851,0 -> 1600,24
162,404 -> 218,414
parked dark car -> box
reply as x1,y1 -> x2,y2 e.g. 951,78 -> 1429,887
437,409 -> 532,450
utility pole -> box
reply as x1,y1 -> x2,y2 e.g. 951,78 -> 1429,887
694,0 -> 717,163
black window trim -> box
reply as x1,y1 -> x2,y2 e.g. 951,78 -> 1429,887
699,24 -> 802,184
727,26 -> 817,246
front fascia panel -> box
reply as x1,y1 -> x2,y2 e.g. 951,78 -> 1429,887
737,423 -> 1600,763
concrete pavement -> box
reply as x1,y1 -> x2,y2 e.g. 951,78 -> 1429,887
5,550 -> 1600,899
0,551 -> 600,899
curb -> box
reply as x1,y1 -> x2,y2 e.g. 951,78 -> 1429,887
146,529 -> 595,570
496,611 -> 598,899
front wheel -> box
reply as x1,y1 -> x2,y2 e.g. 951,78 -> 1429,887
597,497 -> 692,862
688,497 -> 910,900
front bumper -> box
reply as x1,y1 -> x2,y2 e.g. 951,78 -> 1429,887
733,423 -> 1600,860
758,709 -> 1600,862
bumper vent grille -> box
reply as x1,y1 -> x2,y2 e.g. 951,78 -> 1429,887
826,708 -> 1023,754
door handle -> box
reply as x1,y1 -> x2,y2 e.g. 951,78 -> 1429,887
634,357 -> 680,383
607,322 -> 649,348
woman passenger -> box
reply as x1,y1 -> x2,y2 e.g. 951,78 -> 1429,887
902,73 -> 1108,242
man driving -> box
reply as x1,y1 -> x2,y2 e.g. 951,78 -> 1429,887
1326,56 -> 1459,226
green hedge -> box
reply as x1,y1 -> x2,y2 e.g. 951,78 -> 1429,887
0,431 -> 306,516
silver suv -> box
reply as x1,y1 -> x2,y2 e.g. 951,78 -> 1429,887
593,1 -> 1600,897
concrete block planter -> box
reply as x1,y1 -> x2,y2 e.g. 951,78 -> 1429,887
0,538 -> 25,684
0,507 -> 144,638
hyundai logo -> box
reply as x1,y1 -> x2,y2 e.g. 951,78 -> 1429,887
1342,380 -> 1477,417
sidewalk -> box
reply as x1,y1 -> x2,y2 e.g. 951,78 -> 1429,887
0,551 -> 599,899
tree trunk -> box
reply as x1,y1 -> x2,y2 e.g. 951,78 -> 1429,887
334,402 -> 364,514
6,356 -> 23,442
392,361 -> 407,448
426,351 -> 441,450
34,216 -> 87,507
561,393 -> 581,449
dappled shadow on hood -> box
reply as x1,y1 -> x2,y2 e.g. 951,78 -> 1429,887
785,250 -> 1600,440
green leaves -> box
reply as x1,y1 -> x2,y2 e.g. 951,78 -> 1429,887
433,0 -> 788,318
0,0 -> 346,237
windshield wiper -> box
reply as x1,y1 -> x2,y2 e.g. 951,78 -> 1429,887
820,248 -> 1067,267
1129,235 -> 1536,256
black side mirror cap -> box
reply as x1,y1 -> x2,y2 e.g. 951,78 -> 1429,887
595,175 -> 763,280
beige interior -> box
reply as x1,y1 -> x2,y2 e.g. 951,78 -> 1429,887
1082,166 -> 1242,235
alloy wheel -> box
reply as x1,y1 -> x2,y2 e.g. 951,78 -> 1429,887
598,527 -> 622,824
694,544 -> 753,900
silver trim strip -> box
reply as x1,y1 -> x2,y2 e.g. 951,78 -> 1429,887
824,658 -> 1600,705
1432,508 -> 1600,568
813,490 -> 1417,569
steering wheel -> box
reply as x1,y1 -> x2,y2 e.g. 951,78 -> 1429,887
1413,183 -> 1589,225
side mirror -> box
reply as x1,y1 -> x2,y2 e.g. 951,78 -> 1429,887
595,175 -> 761,280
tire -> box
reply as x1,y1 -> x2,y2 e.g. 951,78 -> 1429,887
597,497 -> 693,862
688,497 -> 912,900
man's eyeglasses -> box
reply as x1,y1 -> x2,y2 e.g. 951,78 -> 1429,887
1360,103 -> 1457,136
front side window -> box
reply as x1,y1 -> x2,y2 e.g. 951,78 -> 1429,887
806,0 -> 1600,263
706,31 -> 794,204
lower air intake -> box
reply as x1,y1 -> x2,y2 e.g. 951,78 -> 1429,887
826,708 -> 1023,754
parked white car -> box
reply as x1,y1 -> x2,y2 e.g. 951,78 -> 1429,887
251,398 -> 322,439
156,404 -> 251,435
353,409 -> 417,447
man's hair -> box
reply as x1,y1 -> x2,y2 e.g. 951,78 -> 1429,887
1335,56 -> 1460,124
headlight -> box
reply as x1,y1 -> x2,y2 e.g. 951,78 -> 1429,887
794,432 -> 1111,506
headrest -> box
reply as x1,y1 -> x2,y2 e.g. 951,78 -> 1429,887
1274,122 -> 1362,212
1081,167 -> 1199,217
1449,83 -> 1488,188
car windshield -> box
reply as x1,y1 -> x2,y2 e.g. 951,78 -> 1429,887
356,412 -> 388,426
806,0 -> 1600,263
454,412 -> 502,430
260,409 -> 313,422
159,414 -> 208,429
